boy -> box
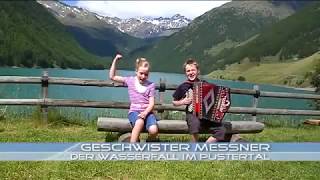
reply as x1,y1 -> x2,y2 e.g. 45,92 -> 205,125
172,58 -> 226,142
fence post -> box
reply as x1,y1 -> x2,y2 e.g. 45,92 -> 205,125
252,85 -> 260,121
158,78 -> 166,117
41,71 -> 49,124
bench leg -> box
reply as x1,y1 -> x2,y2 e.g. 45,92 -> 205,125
118,132 -> 132,142
230,134 -> 242,142
224,134 -> 232,142
224,134 -> 246,142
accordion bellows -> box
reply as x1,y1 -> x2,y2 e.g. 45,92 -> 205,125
192,81 -> 231,123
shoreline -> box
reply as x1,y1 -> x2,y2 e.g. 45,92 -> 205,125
206,75 -> 317,92
293,87 -> 316,92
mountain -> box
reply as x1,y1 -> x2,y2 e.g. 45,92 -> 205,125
207,1 -> 320,87
38,1 -> 191,39
0,1 -> 106,69
37,0 -> 153,57
271,0 -> 311,10
111,14 -> 191,38
127,1 -> 304,73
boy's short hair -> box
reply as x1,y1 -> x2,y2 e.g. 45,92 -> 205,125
183,58 -> 199,71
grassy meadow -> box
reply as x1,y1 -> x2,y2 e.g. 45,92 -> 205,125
0,114 -> 320,179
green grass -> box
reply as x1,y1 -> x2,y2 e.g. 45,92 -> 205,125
0,161 -> 319,179
207,52 -> 320,87
0,119 -> 106,142
1,117 -> 320,179
1,117 -> 320,143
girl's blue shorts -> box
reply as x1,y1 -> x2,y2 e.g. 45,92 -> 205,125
128,111 -> 158,130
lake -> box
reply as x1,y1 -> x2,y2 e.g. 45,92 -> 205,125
0,67 -> 317,122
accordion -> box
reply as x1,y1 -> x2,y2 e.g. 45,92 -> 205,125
190,81 -> 231,123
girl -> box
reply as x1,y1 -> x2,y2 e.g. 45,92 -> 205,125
109,54 -> 158,142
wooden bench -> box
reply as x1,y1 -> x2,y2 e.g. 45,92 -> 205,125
97,117 -> 265,142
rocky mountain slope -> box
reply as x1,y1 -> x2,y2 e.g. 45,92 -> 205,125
127,0 -> 312,73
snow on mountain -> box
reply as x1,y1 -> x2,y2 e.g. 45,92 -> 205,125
37,1 -> 191,38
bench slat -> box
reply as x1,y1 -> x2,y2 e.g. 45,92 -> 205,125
97,118 -> 264,134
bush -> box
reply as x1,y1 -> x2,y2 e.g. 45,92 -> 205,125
237,76 -> 246,81
296,79 -> 304,86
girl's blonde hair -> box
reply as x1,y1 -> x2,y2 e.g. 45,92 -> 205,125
183,58 -> 199,71
135,57 -> 150,71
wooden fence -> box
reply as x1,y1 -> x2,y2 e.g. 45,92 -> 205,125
1,71 -> 320,123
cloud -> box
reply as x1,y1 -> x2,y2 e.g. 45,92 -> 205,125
69,1 -> 230,19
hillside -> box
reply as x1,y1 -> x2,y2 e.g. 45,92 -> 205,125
0,1 -> 106,69
64,24 -> 154,57
127,1 -> 298,73
214,1 -> 320,69
207,51 -> 320,87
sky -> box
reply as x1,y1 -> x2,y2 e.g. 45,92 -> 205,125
62,1 -> 230,19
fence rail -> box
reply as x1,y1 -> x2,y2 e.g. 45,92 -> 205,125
1,72 -> 319,122
1,76 -> 319,99
1,99 -> 320,116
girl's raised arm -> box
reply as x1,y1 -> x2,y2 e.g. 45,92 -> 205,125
109,54 -> 125,83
